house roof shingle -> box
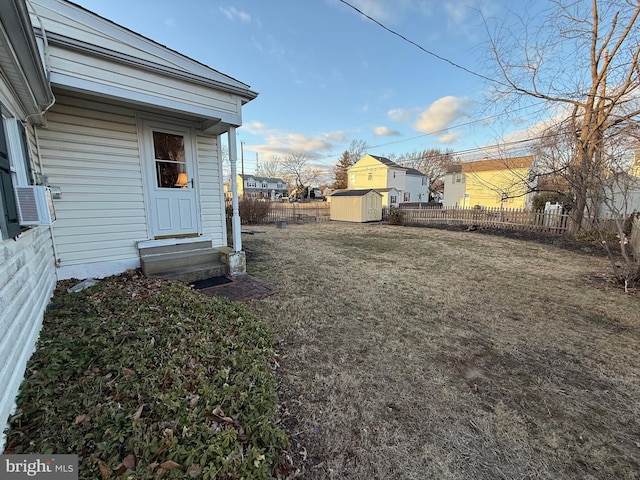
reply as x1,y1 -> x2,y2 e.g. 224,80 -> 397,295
331,189 -> 380,197
367,155 -> 426,177
447,156 -> 535,174
239,174 -> 286,184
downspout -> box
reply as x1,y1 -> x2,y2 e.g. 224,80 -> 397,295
228,127 -> 242,252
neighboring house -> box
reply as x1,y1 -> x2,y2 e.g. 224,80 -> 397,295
329,189 -> 382,222
227,174 -> 287,200
373,187 -> 400,208
348,154 -> 429,203
0,0 -> 255,448
598,172 -> 640,217
442,156 -> 536,209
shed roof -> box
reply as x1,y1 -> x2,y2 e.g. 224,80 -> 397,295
331,189 -> 381,197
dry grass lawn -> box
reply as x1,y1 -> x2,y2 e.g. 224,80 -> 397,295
243,222 -> 639,480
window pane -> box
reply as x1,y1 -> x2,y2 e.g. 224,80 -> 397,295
153,131 -> 186,188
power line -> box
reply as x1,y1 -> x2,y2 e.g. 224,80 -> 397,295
338,0 -> 508,87
307,100 -> 548,164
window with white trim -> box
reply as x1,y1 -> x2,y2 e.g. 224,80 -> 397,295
0,106 -> 32,240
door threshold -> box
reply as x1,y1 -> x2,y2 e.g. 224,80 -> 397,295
154,233 -> 199,240
137,236 -> 214,250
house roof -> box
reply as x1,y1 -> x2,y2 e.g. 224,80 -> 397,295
239,174 -> 286,184
369,155 -> 404,169
367,155 -> 426,177
447,156 -> 535,174
373,188 -> 398,193
331,189 -> 381,197
30,0 -> 258,102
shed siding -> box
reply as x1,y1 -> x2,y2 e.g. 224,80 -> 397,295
38,94 -> 148,271
330,191 -> 382,223
0,227 -> 56,447
196,133 -> 225,244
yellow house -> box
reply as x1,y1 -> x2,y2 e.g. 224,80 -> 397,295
348,154 -> 429,203
443,156 -> 536,209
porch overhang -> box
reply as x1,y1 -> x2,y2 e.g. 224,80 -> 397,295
50,72 -> 243,134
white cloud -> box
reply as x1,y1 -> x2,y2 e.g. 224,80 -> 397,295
242,121 -> 269,135
164,18 -> 176,28
438,132 -> 459,144
220,6 -> 251,23
246,125 -> 345,158
374,126 -> 401,137
387,108 -> 414,123
414,96 -> 474,134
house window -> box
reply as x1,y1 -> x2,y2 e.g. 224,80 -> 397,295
368,172 -> 373,181
422,177 -> 428,185
455,174 -> 463,183
277,183 -> 283,188
262,182 -> 268,188
351,174 -> 355,183
153,131 -> 186,188
0,108 -> 31,239
390,195 -> 397,205
404,192 -> 410,202
393,172 -> 396,178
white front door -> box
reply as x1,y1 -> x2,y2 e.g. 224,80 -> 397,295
143,122 -> 199,239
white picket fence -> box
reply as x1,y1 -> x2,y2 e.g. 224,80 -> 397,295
385,206 -> 571,234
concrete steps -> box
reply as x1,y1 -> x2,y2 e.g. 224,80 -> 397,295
138,240 -> 227,283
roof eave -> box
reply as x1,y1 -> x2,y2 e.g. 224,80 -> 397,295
39,29 -> 258,102
0,0 -> 54,119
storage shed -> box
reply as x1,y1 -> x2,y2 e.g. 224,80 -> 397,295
330,189 -> 382,223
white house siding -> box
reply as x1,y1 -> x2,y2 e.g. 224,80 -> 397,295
38,93 -> 148,278
0,226 -> 56,448
443,174 -> 467,208
47,49 -> 241,118
196,133 -> 225,245
29,1 -> 180,69
405,174 -> 429,202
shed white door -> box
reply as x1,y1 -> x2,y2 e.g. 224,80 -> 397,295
144,124 -> 199,238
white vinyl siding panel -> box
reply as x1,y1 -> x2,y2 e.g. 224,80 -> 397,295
38,94 -> 147,268
48,48 -> 240,116
0,227 -> 56,448
29,4 -> 181,69
196,133 -> 225,244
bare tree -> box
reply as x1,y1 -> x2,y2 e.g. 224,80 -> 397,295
486,0 -> 640,233
397,148 -> 455,197
280,152 -> 322,196
255,156 -> 284,179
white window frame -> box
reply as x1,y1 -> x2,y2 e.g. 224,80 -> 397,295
2,114 -> 30,187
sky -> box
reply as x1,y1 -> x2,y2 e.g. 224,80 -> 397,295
69,0 -> 550,178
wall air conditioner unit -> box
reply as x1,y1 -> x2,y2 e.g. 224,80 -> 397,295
15,186 -> 56,226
